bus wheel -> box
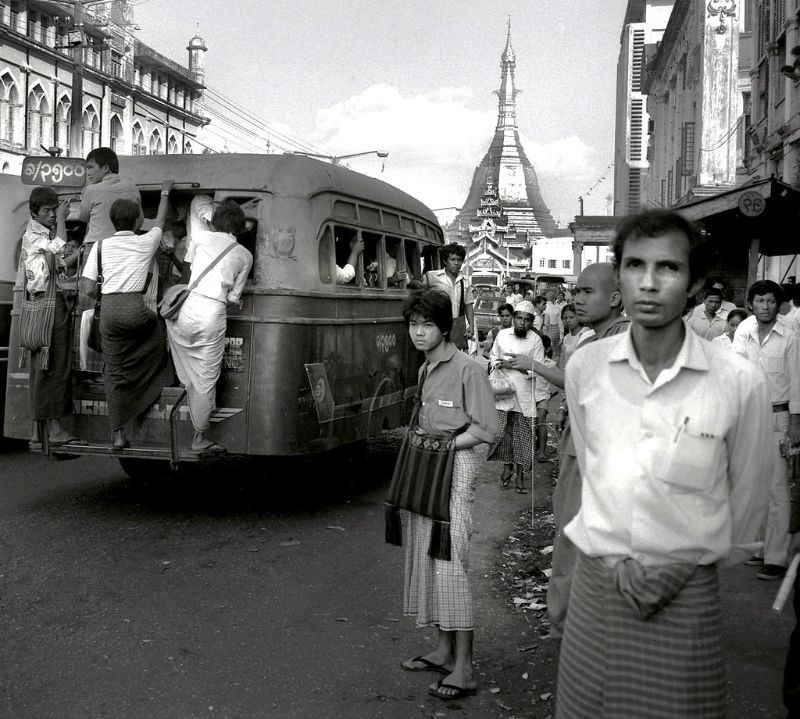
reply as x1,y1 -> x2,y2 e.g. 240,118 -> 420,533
118,458 -> 171,480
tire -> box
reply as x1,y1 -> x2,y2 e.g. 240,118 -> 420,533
118,457 -> 171,480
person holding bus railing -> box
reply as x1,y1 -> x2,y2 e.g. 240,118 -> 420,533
20,187 -> 77,447
165,199 -> 253,453
79,182 -> 175,450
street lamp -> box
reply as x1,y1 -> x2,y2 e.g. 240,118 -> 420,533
291,150 -> 389,165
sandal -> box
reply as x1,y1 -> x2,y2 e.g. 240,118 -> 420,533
516,486 -> 529,494
500,468 -> 514,488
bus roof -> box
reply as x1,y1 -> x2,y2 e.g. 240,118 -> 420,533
120,153 -> 440,227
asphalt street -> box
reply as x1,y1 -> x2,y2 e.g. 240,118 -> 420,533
0,439 -> 795,719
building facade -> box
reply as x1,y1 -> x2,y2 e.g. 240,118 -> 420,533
642,0 -> 752,208
614,0 -> 676,214
747,0 -> 800,187
0,0 -> 207,173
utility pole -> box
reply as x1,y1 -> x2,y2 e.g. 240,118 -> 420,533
69,1 -> 85,159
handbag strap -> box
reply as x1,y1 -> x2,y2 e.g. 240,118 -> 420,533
188,241 -> 238,292
94,239 -> 103,307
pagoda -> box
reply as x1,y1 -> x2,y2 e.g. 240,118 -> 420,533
450,21 -> 557,281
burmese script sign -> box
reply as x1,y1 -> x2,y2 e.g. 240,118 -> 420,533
737,190 -> 766,217
21,156 -> 86,187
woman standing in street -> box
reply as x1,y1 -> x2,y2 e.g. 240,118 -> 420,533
389,289 -> 497,702
165,199 -> 252,452
481,302 -> 514,360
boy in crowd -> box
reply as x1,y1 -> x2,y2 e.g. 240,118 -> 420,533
556,209 -> 770,718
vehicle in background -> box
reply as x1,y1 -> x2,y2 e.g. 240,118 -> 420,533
474,293 -> 504,341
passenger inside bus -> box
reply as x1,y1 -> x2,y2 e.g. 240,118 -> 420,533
335,230 -> 363,284
362,232 -> 381,288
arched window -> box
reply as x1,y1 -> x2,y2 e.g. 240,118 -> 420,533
132,122 -> 145,155
81,104 -> 100,151
110,114 -> 124,153
0,72 -> 21,146
183,139 -> 193,155
167,134 -> 178,155
27,84 -> 51,151
54,95 -> 70,153
148,129 -> 163,155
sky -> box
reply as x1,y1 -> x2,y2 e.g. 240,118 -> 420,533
133,0 -> 629,227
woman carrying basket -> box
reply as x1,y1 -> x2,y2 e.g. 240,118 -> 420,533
386,289 -> 497,702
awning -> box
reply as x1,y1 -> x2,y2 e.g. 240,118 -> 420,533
676,178 -> 800,256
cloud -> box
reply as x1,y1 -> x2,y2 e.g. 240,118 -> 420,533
311,84 -> 606,226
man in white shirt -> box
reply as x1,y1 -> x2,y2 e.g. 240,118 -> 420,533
686,285 -> 727,340
542,291 -> 563,356
486,300 -> 543,493
732,280 -> 800,581
557,210 -> 771,719
532,295 -> 546,334
424,243 -> 474,350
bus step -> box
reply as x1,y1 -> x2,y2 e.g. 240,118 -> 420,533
42,442 -> 222,462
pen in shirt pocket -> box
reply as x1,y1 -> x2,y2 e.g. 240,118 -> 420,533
673,416 -> 689,443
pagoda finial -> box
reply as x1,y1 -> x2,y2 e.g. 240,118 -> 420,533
502,16 -> 515,63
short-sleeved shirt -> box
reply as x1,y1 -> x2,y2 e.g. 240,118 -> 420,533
417,343 -> 498,444
82,228 -> 162,294
79,174 -> 142,246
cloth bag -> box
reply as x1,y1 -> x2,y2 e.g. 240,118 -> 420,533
384,375 -> 464,561
19,253 -> 57,370
158,241 -> 239,320
85,239 -> 103,353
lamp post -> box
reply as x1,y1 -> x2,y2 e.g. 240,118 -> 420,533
291,150 -> 389,165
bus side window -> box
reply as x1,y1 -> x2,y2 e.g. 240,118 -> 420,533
386,236 -> 405,288
239,217 -> 257,279
421,244 -> 439,274
362,231 -> 381,288
404,240 -> 421,281
318,225 -> 333,284
334,225 -> 360,285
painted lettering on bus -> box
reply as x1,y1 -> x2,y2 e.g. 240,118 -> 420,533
21,156 -> 86,187
375,333 -> 397,353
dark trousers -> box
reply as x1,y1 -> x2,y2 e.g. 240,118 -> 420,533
30,291 -> 73,420
785,570 -> 800,718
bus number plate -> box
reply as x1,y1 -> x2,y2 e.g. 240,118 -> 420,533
21,156 -> 87,187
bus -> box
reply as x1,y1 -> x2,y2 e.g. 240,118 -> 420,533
3,154 -> 444,474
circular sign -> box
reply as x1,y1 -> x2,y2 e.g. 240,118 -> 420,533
738,190 -> 766,217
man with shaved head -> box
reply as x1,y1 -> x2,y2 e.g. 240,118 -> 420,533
508,262 -> 628,637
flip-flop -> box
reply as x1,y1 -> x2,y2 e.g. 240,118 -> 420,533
516,487 -> 529,494
49,436 -> 77,447
401,656 -> 449,675
428,680 -> 477,701
193,443 -> 226,454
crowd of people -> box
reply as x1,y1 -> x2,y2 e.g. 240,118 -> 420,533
19,147 -> 252,452
390,210 -> 800,717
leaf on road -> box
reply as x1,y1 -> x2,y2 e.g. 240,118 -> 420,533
326,525 -> 345,531
279,540 -> 301,546
489,687 -> 501,695
539,545 -> 554,555
540,692 -> 553,701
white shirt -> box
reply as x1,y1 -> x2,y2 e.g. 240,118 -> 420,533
711,333 -> 734,350
186,231 -> 253,304
425,269 -> 473,319
22,219 -> 65,293
335,263 -> 356,284
565,322 -> 771,567
732,314 -> 800,411
82,228 -> 161,294
489,327 -> 544,417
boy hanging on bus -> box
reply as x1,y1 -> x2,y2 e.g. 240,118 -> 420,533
79,147 -> 143,250
21,187 -> 77,446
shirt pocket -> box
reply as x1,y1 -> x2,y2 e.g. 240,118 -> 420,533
763,356 -> 784,376
659,427 -> 722,492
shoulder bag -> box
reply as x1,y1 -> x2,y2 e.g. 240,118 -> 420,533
158,241 -> 238,320
87,240 -> 103,353
384,367 -> 466,561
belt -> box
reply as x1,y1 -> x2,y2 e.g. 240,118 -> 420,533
773,402 -> 790,413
